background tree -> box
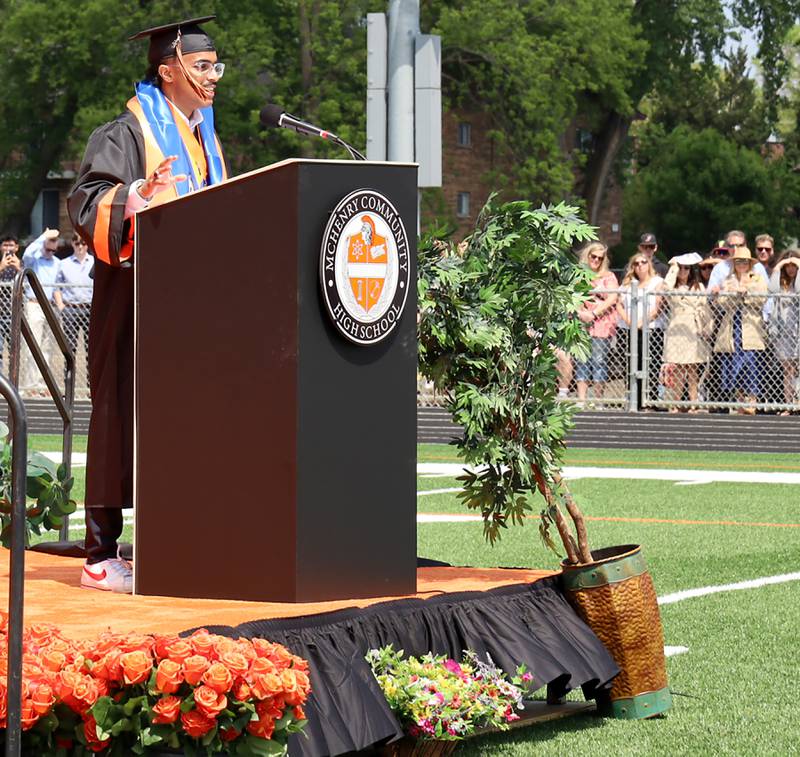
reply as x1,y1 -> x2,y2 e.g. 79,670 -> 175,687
622,125 -> 800,253
0,0 -> 377,235
423,0 -> 645,207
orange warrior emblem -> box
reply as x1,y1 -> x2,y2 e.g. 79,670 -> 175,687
347,215 -> 388,313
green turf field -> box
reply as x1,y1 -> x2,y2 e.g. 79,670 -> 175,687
25,436 -> 800,754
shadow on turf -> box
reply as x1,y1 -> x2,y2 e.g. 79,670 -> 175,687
453,709 -> 615,754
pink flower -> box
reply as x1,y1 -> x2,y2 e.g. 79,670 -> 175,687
443,659 -> 462,675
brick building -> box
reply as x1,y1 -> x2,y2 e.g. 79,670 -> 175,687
434,109 -> 623,246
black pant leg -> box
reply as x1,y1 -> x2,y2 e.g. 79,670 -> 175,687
84,507 -> 123,564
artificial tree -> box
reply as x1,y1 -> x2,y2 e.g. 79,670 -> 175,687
417,198 -> 596,565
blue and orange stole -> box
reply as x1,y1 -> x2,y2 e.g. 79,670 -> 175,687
92,81 -> 227,266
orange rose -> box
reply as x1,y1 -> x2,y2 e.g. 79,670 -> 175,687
282,668 -> 310,706
26,623 -> 57,649
151,695 -> 181,724
120,650 -> 153,685
234,639 -> 257,663
155,659 -> 184,694
213,637 -> 237,658
20,698 -> 39,731
154,635 -> 180,660
231,679 -> 251,702
0,686 -> 7,726
250,672 -> 283,701
40,649 -> 67,673
248,657 -> 278,678
70,676 -> 100,715
251,638 -> 276,658
83,715 -> 111,752
256,698 -> 284,720
219,651 -> 249,679
246,713 -> 275,740
189,630 -> 217,660
164,639 -> 193,664
0,610 -> 8,634
89,651 -> 123,683
194,685 -> 227,719
181,709 -> 216,739
201,662 -> 233,694
30,682 -> 56,715
183,655 -> 211,686
220,726 -> 241,742
293,704 -> 306,721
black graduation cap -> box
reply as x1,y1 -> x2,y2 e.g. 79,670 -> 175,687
129,16 -> 216,65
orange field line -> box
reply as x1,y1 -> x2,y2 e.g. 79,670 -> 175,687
584,515 -> 800,528
418,454 -> 800,472
418,512 -> 800,529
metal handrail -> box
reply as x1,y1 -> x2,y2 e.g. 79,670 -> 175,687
1,374 -> 27,756
9,269 -> 75,540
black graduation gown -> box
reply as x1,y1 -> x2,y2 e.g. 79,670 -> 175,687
68,111 -> 148,509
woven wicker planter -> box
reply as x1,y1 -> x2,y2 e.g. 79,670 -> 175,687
561,544 -> 672,719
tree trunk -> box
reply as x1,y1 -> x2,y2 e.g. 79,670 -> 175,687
582,111 -> 631,226
554,473 -> 592,564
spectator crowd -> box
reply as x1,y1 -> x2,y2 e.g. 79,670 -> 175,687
0,228 -> 94,395
560,230 -> 800,414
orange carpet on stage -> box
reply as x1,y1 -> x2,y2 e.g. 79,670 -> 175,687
1,550 -> 555,638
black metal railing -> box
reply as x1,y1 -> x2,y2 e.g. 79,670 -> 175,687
9,269 -> 75,539
0,374 -> 27,756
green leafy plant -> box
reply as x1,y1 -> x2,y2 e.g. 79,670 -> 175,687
417,198 -> 596,564
0,420 -> 77,548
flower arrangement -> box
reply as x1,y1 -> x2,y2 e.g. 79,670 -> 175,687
0,612 -> 310,755
366,645 -> 534,741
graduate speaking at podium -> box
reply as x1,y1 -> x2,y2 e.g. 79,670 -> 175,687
68,16 -> 228,593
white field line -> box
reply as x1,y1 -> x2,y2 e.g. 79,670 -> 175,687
658,572 -> 800,605
41,452 -> 87,467
664,646 -> 689,657
417,463 -> 800,485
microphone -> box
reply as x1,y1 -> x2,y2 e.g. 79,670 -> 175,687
260,104 -> 337,140
260,104 -> 366,160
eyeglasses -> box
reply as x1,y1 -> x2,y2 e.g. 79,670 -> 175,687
74,241 -> 88,247
589,254 -> 605,262
634,260 -> 648,266
639,244 -> 656,250
734,259 -> 750,265
756,246 -> 772,252
678,265 -> 692,270
717,250 -> 730,257
190,60 -> 225,78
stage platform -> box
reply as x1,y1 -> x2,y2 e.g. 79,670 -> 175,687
2,551 -> 619,756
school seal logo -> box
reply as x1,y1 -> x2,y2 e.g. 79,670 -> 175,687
320,189 -> 410,345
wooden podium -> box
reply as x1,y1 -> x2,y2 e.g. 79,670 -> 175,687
133,159 -> 418,602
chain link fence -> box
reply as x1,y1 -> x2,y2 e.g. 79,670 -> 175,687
418,285 -> 800,414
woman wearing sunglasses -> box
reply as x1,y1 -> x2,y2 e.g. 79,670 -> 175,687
713,247 -> 768,414
617,253 -> 665,409
662,253 -> 712,412
574,242 -> 619,404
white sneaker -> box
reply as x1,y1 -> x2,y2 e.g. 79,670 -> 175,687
81,556 -> 133,593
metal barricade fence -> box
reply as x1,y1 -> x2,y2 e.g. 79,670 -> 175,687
2,280 -> 798,413
645,287 -> 800,414
417,286 -> 800,414
1,281 -> 92,401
